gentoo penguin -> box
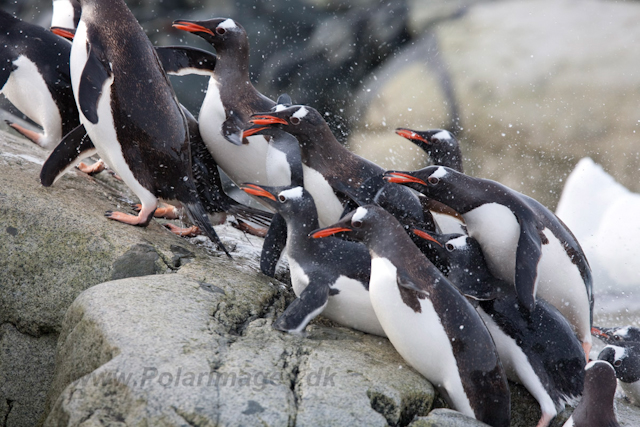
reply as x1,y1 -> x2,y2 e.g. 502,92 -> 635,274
413,229 -> 585,427
384,166 -> 594,359
311,206 -> 510,426
51,0 -> 81,36
172,18 -> 296,274
0,10 -> 78,150
598,343 -> 640,406
562,361 -> 620,427
395,128 -> 464,172
592,325 -> 640,345
245,104 -> 434,231
240,183 -> 384,336
69,0 -> 228,255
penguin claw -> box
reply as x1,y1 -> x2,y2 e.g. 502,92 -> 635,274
232,219 -> 268,237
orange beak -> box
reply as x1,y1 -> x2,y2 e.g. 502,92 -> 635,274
242,126 -> 269,138
591,327 -> 610,340
383,172 -> 428,186
412,228 -> 442,246
396,129 -> 427,144
51,27 -> 75,40
310,227 -> 352,239
172,21 -> 215,37
250,115 -> 288,126
240,184 -> 276,201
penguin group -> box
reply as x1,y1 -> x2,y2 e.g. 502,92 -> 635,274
0,1 -> 628,426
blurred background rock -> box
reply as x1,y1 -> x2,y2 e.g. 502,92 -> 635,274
3,0 -> 639,208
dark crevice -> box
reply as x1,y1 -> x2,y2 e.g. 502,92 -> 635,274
2,399 -> 13,427
0,321 -> 58,339
367,389 -> 434,427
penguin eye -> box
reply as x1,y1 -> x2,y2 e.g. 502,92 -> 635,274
352,220 -> 362,228
445,243 -> 454,252
428,176 -> 439,185
614,359 -> 623,367
278,194 -> 287,202
615,335 -> 623,341
216,27 -> 226,35
290,117 -> 301,125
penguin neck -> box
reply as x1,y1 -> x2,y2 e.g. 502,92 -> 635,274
366,221 -> 417,265
284,209 -> 320,249
214,42 -> 251,89
432,146 -> 464,173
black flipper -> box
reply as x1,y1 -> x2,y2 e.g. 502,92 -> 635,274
260,213 -> 287,277
78,40 -> 112,124
396,271 -> 427,296
155,46 -> 216,76
273,280 -> 330,333
222,111 -> 244,146
182,200 -> 231,258
515,217 -> 543,312
0,59 -> 16,90
40,124 -> 94,187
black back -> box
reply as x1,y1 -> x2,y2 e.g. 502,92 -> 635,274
570,361 -> 620,427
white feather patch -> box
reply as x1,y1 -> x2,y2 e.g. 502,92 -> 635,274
433,130 -> 452,141
446,235 -> 468,250
353,207 -> 368,223
218,19 -> 237,30
275,104 -> 287,112
430,166 -> 448,179
279,187 -> 304,200
292,106 -> 309,119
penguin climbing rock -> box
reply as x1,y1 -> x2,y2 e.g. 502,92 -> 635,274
68,0 -> 228,254
384,166 -> 593,359
598,343 -> 640,406
562,361 -> 620,427
395,128 -> 464,172
0,10 -> 78,150
245,104 -> 434,231
413,229 -> 585,427
311,205 -> 510,427
241,183 -> 383,336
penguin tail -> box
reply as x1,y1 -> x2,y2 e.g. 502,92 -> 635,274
226,203 -> 273,229
183,201 -> 231,258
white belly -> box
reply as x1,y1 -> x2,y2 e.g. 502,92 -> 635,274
322,275 -> 385,337
464,203 -> 520,284
301,165 -> 345,227
2,55 -> 63,149
620,380 -> 640,406
536,229 -> 591,344
368,257 -> 474,417
265,145 -> 291,186
71,21 -> 155,208
199,78 -> 269,185
478,309 -> 558,418
288,257 -> 310,297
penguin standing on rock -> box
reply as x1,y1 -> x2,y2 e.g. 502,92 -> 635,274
68,0 -> 229,255
413,229 -> 585,427
384,166 -> 594,359
240,183 -> 383,336
0,10 -> 78,150
311,206 -> 510,427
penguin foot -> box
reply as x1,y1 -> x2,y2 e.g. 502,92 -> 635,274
233,219 -> 268,237
133,203 -> 180,219
77,159 -> 106,175
105,210 -> 153,226
164,223 -> 201,237
107,169 -> 123,181
536,412 -> 554,427
7,121 -> 44,146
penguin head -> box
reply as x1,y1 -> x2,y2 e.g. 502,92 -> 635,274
309,205 -> 391,245
384,166 -> 456,199
584,360 -> 619,401
173,18 -> 246,48
592,325 -> 640,345
396,128 -> 459,158
240,184 -> 315,220
598,344 -> 640,383
245,105 -> 324,138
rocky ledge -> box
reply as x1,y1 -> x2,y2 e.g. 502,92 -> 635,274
1,127 -> 639,427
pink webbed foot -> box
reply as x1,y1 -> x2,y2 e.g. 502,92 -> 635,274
77,159 -> 106,175
233,219 -> 268,238
164,223 -> 201,237
133,203 -> 180,219
7,121 -> 43,146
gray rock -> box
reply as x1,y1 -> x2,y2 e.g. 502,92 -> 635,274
0,324 -> 57,427
43,275 -> 435,426
409,408 -> 490,427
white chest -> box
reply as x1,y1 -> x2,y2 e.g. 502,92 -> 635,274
301,165 -> 345,227
464,203 -> 520,284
